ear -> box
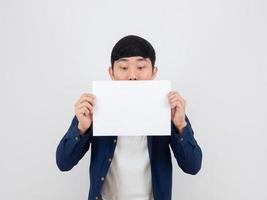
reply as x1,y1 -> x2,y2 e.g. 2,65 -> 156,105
151,66 -> 158,80
108,66 -> 115,80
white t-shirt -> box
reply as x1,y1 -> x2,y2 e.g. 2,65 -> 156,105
101,136 -> 154,200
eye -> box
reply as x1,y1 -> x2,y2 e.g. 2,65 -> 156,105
137,66 -> 145,70
120,66 -> 128,70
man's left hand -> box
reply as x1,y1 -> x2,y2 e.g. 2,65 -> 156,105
167,91 -> 187,134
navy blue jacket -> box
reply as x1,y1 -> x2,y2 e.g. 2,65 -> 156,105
56,115 -> 202,200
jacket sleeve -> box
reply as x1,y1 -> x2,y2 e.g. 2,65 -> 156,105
56,116 -> 93,171
170,115 -> 202,175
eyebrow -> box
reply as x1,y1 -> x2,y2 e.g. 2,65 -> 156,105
117,57 -> 146,62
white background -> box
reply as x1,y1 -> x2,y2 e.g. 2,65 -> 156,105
1,0 -> 266,199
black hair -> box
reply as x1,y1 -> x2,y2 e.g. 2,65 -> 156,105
111,35 -> 156,68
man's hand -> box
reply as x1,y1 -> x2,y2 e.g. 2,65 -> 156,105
167,91 -> 187,134
74,93 -> 95,135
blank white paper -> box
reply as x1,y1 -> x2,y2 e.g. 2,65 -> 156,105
92,80 -> 171,136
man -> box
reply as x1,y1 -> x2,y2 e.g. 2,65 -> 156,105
56,35 -> 202,200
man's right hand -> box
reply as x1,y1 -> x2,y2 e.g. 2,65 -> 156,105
74,93 -> 95,135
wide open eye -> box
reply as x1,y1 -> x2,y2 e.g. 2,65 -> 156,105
120,66 -> 128,70
137,66 -> 144,70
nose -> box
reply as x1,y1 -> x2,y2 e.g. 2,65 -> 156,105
128,69 -> 137,80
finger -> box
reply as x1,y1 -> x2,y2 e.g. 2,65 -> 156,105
80,96 -> 95,106
169,95 -> 185,108
75,99 -> 90,110
170,98 -> 185,108
168,92 -> 184,101
168,95 -> 179,101
170,101 -> 184,111
75,94 -> 94,107
168,91 -> 185,100
78,102 -> 93,113
82,107 -> 90,116
77,107 -> 90,116
81,93 -> 96,99
167,90 -> 180,96
170,101 -> 182,109
79,93 -> 96,102
167,91 -> 175,97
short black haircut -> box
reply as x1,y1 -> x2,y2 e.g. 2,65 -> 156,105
111,35 -> 156,68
